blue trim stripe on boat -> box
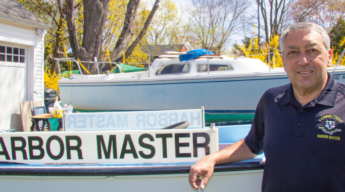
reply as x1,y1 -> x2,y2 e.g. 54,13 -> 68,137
206,110 -> 256,113
73,109 -> 256,114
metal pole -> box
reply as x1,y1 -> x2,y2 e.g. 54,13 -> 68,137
268,48 -> 271,71
94,57 -> 100,74
334,49 -> 345,72
201,106 -> 205,128
207,50 -> 209,75
148,54 -> 151,77
58,60 -> 61,78
74,59 -> 84,79
273,51 -> 275,69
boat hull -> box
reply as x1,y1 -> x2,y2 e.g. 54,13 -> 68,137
60,74 -> 290,111
0,163 -> 263,192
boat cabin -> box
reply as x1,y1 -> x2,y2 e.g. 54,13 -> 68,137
151,52 -> 270,76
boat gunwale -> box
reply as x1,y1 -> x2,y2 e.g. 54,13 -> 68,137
0,159 -> 264,176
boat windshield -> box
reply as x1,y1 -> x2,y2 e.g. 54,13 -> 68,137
198,64 -> 233,72
156,63 -> 190,75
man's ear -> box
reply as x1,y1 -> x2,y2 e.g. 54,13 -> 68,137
327,49 -> 332,67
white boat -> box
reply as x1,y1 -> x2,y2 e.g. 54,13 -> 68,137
57,50 -> 345,124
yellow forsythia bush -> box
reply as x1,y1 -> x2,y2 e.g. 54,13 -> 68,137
44,69 -> 69,95
238,35 -> 283,68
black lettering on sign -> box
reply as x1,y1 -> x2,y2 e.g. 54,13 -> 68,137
175,133 -> 191,158
11,137 -> 28,160
120,135 -> 138,159
156,134 -> 172,158
46,136 -> 64,160
139,134 -> 155,159
0,137 -> 10,160
28,136 -> 44,160
66,136 -> 83,160
97,135 -> 117,159
193,133 -> 210,157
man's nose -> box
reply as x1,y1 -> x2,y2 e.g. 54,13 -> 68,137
297,52 -> 309,65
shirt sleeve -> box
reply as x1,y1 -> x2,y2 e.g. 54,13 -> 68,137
244,92 -> 269,155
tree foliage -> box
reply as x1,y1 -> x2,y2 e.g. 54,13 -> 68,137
145,0 -> 185,45
329,18 -> 345,66
234,35 -> 283,67
17,0 -> 81,74
330,18 -> 345,55
290,0 -> 345,28
19,0 -> 161,75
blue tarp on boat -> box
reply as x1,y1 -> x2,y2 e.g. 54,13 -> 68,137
179,49 -> 215,61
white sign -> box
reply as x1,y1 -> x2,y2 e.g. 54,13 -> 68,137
64,109 -> 204,131
0,128 -> 218,164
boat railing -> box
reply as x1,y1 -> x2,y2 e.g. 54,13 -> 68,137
53,57 -> 122,79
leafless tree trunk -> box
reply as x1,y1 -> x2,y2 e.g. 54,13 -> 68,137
116,0 -> 161,62
66,0 -> 109,74
51,1 -> 67,74
110,0 -> 140,61
257,2 -> 260,43
256,0 -> 294,44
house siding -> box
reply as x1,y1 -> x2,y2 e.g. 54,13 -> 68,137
33,38 -> 44,101
0,21 -> 46,130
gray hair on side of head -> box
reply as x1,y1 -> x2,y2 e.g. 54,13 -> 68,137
279,22 -> 331,53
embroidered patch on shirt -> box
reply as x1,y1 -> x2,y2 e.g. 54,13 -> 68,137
317,114 -> 343,141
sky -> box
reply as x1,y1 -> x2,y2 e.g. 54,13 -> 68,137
170,0 -> 192,6
155,0 -> 244,50
169,0 -> 246,48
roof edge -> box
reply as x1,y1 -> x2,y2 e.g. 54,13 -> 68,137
0,13 -> 50,30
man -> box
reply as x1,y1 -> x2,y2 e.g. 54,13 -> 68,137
189,22 -> 345,191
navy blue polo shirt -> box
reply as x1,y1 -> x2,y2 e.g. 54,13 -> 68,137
245,73 -> 345,192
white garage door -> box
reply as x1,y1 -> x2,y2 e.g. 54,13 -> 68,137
0,44 -> 26,130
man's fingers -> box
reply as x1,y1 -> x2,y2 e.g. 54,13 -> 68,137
195,178 -> 202,186
200,171 -> 213,189
189,169 -> 201,189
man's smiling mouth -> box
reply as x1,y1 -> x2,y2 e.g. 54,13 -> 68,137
298,71 -> 312,74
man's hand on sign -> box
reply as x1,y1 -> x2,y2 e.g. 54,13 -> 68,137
188,139 -> 257,190
189,155 -> 216,190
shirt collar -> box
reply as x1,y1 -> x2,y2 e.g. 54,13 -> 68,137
280,73 -> 339,107
316,73 -> 338,107
280,84 -> 293,106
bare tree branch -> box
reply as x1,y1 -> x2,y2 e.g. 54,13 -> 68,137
117,0 -> 161,62
110,0 -> 140,61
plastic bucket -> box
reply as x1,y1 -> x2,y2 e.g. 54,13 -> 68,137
53,110 -> 63,118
